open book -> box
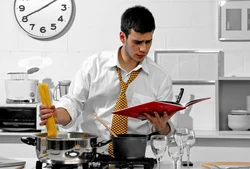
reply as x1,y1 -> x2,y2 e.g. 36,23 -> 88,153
112,97 -> 210,119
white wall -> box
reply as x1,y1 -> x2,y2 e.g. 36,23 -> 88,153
2,0 -> 250,103
1,0 -> 250,162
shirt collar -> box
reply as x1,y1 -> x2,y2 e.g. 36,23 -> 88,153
106,47 -> 149,74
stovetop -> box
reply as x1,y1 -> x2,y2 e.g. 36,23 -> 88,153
36,154 -> 156,169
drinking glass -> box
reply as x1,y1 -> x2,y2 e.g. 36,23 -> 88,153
150,135 -> 168,169
173,128 -> 189,164
167,138 -> 184,169
185,130 -> 196,168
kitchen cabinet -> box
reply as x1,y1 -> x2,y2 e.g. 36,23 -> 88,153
217,77 -> 250,132
219,0 -> 250,41
154,49 -> 250,137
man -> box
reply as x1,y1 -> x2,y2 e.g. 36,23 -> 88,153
39,5 -> 174,153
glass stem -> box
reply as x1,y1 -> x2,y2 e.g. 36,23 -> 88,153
157,157 -> 161,169
186,146 -> 190,169
180,155 -> 183,165
174,160 -> 178,169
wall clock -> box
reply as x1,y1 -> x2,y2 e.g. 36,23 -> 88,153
14,0 -> 75,40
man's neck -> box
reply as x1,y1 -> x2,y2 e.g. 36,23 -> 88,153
118,47 -> 138,73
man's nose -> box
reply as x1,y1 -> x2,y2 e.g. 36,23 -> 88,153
139,43 -> 147,52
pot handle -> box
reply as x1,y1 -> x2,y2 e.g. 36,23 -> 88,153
147,131 -> 160,140
21,137 -> 36,146
91,139 -> 112,148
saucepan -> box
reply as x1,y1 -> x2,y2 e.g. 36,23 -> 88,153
21,131 -> 159,164
93,131 -> 159,159
93,112 -> 159,159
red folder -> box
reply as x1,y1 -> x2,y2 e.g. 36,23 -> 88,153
112,97 -> 211,119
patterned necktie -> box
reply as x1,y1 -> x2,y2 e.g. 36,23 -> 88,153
108,66 -> 141,157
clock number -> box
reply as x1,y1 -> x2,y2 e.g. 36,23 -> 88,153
19,5 -> 25,12
30,24 -> 35,30
58,16 -> 63,22
51,23 -> 57,30
40,27 -> 46,33
61,4 -> 67,11
22,16 -> 28,22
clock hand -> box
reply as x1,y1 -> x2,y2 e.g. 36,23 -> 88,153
25,0 -> 58,18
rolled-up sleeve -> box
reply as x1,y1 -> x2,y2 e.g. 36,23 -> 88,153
55,59 -> 92,129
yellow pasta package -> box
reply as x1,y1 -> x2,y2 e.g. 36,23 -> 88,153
38,83 -> 57,138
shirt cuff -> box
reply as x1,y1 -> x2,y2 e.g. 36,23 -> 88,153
167,120 -> 175,136
55,99 -> 77,129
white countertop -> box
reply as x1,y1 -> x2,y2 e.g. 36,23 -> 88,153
1,130 -> 250,139
3,158 -> 205,169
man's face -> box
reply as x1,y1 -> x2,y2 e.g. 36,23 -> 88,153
120,29 -> 153,63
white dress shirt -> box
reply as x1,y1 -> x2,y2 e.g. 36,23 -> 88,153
56,48 -> 174,152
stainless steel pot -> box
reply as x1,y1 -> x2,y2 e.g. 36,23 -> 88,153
21,132 -> 98,164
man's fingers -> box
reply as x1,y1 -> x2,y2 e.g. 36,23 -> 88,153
40,104 -> 50,109
39,119 -> 47,126
153,111 -> 161,119
40,112 -> 53,120
40,109 -> 53,116
143,113 -> 154,122
163,111 -> 170,119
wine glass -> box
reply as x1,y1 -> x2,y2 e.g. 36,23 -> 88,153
185,130 -> 196,168
173,128 -> 189,165
150,135 -> 168,169
167,138 -> 184,169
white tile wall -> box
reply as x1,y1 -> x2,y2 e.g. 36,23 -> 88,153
173,84 -> 216,131
1,1 -> 249,108
1,0 -> 249,112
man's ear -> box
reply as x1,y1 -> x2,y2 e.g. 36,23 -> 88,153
119,31 -> 126,44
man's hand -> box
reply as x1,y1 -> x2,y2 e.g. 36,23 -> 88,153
39,105 -> 72,126
39,105 -> 57,126
143,111 -> 171,135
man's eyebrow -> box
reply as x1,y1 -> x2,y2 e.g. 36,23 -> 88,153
146,39 -> 152,43
133,40 -> 143,43
133,39 -> 152,43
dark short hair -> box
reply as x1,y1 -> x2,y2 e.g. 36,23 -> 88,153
121,5 -> 155,37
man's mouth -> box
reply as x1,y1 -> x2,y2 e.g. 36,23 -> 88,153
137,54 -> 145,58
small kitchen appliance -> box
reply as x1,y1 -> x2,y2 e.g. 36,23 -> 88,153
1,68 -> 42,131
53,80 -> 71,101
0,103 -> 44,131
5,69 -> 39,103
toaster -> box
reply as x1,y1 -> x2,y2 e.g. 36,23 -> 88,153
5,79 -> 39,103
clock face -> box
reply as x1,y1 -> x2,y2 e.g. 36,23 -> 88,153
14,0 -> 74,39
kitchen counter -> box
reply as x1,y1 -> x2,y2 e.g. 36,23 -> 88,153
4,158 -> 206,169
1,130 -> 250,162
1,130 -> 250,139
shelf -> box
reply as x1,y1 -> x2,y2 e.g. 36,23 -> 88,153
219,77 -> 250,80
0,129 -> 40,136
218,80 -> 250,131
195,130 -> 250,139
173,80 -> 215,85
